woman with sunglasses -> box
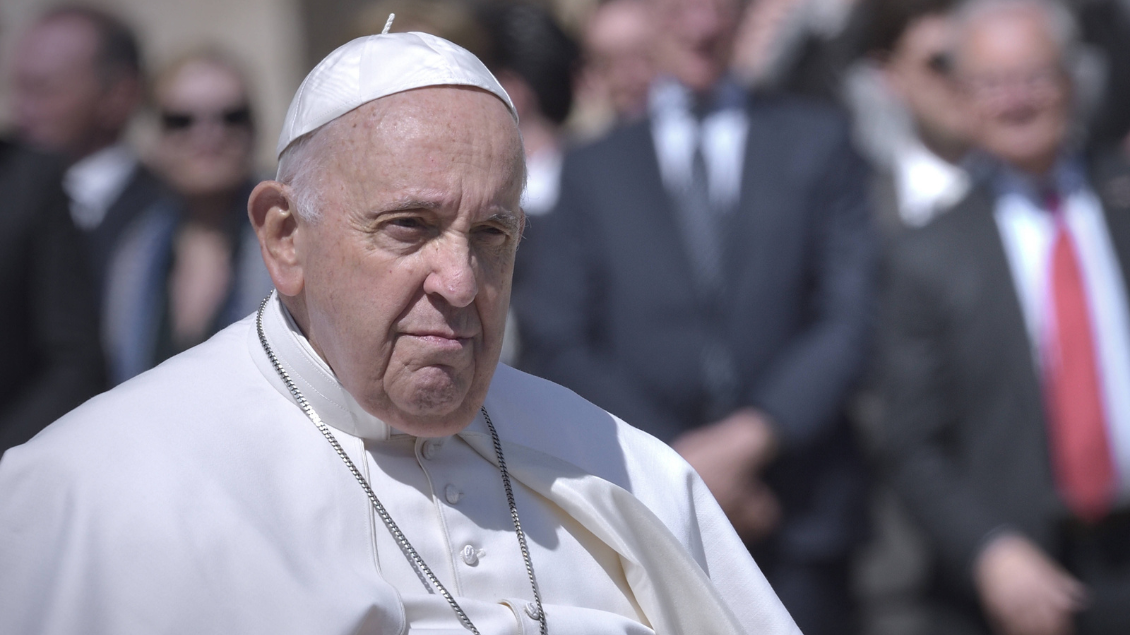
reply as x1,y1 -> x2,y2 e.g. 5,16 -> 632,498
102,49 -> 274,385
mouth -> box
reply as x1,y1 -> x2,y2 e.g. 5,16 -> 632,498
401,332 -> 474,351
998,105 -> 1041,126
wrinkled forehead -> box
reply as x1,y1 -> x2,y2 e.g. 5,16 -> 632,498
316,87 -> 526,199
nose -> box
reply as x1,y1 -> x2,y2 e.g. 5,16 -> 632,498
422,237 -> 479,308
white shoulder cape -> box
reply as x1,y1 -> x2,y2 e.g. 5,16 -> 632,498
0,308 -> 799,635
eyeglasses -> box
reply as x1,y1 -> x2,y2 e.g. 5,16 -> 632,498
960,67 -> 1063,99
160,105 -> 252,132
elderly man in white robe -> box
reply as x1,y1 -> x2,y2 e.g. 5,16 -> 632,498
0,28 -> 799,635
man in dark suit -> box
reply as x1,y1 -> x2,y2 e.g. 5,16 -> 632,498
881,1 -> 1130,634
0,138 -> 105,455
11,5 -> 166,295
513,0 -> 875,632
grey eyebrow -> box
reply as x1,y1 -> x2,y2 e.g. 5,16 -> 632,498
487,210 -> 523,233
384,198 -> 444,212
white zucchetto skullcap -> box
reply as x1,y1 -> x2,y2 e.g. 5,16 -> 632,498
276,31 -> 516,157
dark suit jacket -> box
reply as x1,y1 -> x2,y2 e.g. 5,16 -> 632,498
0,139 -> 105,455
514,94 -> 876,560
880,153 -> 1130,621
83,163 -> 167,297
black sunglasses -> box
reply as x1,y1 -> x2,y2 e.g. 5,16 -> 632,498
161,105 -> 253,131
926,51 -> 953,76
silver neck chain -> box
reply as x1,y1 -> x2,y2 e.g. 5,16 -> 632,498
255,297 -> 547,634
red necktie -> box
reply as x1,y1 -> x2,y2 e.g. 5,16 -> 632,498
1044,191 -> 1115,522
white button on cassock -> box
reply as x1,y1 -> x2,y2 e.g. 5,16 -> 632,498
445,484 -> 462,504
525,601 -> 542,620
421,439 -> 443,460
461,544 -> 479,566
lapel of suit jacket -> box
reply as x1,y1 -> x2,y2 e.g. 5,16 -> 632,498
962,181 -> 1052,442
88,164 -> 161,286
1090,156 -> 1130,288
725,99 -> 782,298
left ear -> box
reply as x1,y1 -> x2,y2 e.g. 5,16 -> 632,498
248,180 -> 305,296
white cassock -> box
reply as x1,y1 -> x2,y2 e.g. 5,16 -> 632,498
0,293 -> 799,635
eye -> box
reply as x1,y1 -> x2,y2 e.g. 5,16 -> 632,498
390,217 -> 426,229
379,214 -> 435,244
472,223 -> 511,247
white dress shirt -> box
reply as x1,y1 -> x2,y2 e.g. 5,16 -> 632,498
891,137 -> 970,227
994,160 -> 1130,501
519,147 -> 562,217
62,143 -> 137,230
649,78 -> 748,211
0,292 -> 799,635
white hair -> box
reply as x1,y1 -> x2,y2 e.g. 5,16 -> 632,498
275,123 -> 333,223
953,0 -> 1080,70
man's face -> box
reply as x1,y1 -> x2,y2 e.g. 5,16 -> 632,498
293,87 -> 524,437
956,6 -> 1070,174
154,60 -> 254,197
585,0 -> 656,119
11,17 -> 109,159
886,14 -> 971,154
655,0 -> 740,93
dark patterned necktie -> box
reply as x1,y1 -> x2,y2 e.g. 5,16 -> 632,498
675,128 -> 726,296
673,112 -> 738,420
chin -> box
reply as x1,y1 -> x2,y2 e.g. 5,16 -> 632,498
386,372 -> 475,429
394,400 -> 480,438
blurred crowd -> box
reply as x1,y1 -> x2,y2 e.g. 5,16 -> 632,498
3,0 -> 1130,634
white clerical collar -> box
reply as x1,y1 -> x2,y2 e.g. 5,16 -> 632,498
252,291 -> 395,441
63,143 -> 137,230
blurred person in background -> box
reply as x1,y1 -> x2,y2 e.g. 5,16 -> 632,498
572,0 -> 657,138
849,4 -> 973,633
10,5 -> 167,297
0,138 -> 105,456
514,0 -> 875,632
481,2 -> 580,219
480,3 -> 580,366
1075,0 -> 1130,152
731,0 -> 871,101
868,0 -> 973,234
881,1 -> 1130,633
101,50 -> 272,385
